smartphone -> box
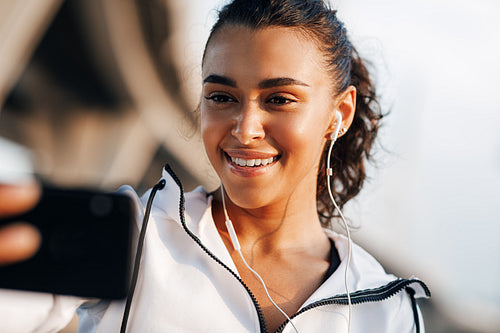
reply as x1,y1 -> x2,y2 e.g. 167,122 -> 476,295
0,185 -> 134,299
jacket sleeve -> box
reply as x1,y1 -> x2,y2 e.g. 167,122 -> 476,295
0,289 -> 84,333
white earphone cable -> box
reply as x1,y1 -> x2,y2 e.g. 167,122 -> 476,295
221,186 -> 300,333
327,112 -> 352,333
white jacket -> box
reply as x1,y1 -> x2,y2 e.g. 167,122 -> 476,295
0,166 -> 430,332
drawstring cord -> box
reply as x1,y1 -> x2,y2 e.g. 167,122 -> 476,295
120,178 -> 166,333
406,287 -> 421,333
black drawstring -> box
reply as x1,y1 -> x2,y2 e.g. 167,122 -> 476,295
406,287 -> 421,333
120,178 -> 166,333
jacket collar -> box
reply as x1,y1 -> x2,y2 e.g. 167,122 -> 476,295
151,167 -> 430,302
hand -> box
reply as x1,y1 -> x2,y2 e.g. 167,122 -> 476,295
0,183 -> 41,265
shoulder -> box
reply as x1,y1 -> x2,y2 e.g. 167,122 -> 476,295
323,230 -> 429,332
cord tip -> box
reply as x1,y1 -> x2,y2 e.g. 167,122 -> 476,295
157,179 -> 166,190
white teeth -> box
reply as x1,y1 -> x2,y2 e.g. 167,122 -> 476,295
230,156 -> 276,167
236,157 -> 247,166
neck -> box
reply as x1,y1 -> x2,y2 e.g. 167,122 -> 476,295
213,188 -> 327,254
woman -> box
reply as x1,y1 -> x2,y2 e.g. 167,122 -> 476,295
0,0 -> 429,332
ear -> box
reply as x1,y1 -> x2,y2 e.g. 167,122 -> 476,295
326,86 -> 357,139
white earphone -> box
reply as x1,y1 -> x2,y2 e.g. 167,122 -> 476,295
330,111 -> 344,144
327,111 -> 353,333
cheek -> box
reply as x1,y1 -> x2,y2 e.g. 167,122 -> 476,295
200,110 -> 229,164
200,112 -> 217,154
275,114 -> 329,161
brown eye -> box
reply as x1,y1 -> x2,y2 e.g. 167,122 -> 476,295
205,94 -> 236,104
267,95 -> 294,105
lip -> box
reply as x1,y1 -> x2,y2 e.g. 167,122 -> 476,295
223,150 -> 280,177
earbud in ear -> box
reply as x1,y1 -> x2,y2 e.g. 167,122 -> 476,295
330,111 -> 343,142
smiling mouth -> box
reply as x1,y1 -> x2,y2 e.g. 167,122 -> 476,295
226,154 -> 279,167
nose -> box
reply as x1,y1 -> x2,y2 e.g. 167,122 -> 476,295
231,101 -> 265,145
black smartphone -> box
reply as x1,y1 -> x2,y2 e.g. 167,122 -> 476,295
0,185 -> 134,299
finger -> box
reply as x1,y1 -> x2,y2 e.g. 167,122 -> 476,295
0,182 -> 40,217
0,222 -> 41,265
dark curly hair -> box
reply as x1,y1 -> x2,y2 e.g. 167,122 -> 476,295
203,0 -> 383,227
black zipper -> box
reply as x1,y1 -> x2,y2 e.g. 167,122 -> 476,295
165,164 -> 269,333
275,278 -> 431,332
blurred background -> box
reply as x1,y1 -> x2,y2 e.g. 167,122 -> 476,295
0,0 -> 498,332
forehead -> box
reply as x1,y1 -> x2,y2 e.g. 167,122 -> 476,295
202,26 -> 330,86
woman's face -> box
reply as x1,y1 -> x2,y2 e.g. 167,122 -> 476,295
201,26 -> 337,210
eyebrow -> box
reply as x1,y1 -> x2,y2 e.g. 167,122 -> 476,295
258,77 -> 309,89
203,74 -> 309,89
203,74 -> 237,87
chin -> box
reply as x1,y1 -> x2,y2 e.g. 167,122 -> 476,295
223,183 -> 277,210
